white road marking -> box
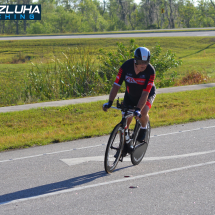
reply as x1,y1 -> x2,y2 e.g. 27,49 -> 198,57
61,149 -> 215,166
0,144 -> 104,163
1,160 -> 215,206
0,125 -> 214,163
151,125 -> 215,137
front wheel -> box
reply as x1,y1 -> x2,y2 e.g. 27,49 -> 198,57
131,121 -> 151,165
104,123 -> 124,174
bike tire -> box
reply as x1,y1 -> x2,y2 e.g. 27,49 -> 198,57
130,121 -> 151,166
104,123 -> 124,174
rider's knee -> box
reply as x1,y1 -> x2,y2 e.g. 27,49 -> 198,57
141,106 -> 149,116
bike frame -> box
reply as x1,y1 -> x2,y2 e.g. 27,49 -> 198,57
111,106 -> 141,148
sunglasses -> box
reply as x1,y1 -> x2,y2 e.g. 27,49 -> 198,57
135,60 -> 149,65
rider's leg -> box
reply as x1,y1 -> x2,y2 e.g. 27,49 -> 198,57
126,116 -> 133,129
139,105 -> 150,128
139,93 -> 156,129
122,92 -> 136,129
137,104 -> 150,143
126,105 -> 149,129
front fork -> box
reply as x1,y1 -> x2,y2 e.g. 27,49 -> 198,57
132,119 -> 141,145
119,117 -> 127,144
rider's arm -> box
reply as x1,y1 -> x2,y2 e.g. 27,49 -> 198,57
136,91 -> 149,110
103,83 -> 120,111
109,83 -> 121,101
103,67 -> 124,111
109,66 -> 125,101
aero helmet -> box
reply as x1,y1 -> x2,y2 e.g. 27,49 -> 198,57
134,47 -> 150,64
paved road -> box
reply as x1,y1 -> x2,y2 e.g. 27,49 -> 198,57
0,30 -> 215,41
0,119 -> 215,214
1,83 -> 215,113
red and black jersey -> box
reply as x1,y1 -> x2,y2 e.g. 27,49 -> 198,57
114,59 -> 156,101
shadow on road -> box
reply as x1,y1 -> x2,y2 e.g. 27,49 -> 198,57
0,165 -> 132,204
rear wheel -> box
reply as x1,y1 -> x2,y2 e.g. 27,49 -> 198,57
104,123 -> 124,174
131,121 -> 151,165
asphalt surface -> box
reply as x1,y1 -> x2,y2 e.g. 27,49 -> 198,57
0,119 -> 215,214
0,30 -> 215,41
1,83 -> 215,113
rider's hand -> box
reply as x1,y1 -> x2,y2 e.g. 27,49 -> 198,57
103,100 -> 113,111
134,108 -> 142,119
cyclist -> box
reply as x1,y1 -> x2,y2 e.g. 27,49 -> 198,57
102,47 -> 156,150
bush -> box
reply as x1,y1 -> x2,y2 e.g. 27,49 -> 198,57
24,48 -> 105,102
175,71 -> 210,86
98,39 -> 138,91
11,52 -> 31,64
150,43 -> 182,88
99,39 -> 182,89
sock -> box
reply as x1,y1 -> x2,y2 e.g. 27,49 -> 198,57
140,126 -> 147,129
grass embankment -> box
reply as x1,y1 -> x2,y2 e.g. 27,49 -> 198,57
0,36 -> 215,107
0,87 -> 214,152
1,37 -> 215,70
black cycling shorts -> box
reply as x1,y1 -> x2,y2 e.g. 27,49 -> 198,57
123,86 -> 156,109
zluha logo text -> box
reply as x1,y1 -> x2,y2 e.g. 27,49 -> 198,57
0,5 -> 41,20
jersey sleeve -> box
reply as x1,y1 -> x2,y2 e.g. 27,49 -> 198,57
143,72 -> 155,93
114,67 -> 125,86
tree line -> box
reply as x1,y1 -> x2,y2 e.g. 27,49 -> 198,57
0,0 -> 215,35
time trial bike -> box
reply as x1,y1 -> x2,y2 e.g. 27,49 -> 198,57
104,98 -> 151,174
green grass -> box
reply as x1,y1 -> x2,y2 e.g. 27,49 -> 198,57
0,37 -> 215,64
0,36 -> 215,107
0,87 -> 214,152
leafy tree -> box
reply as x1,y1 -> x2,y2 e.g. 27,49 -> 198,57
77,0 -> 108,32
52,6 -> 80,33
106,0 -> 122,30
197,0 -> 215,27
178,0 -> 196,28
210,0 -> 215,8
